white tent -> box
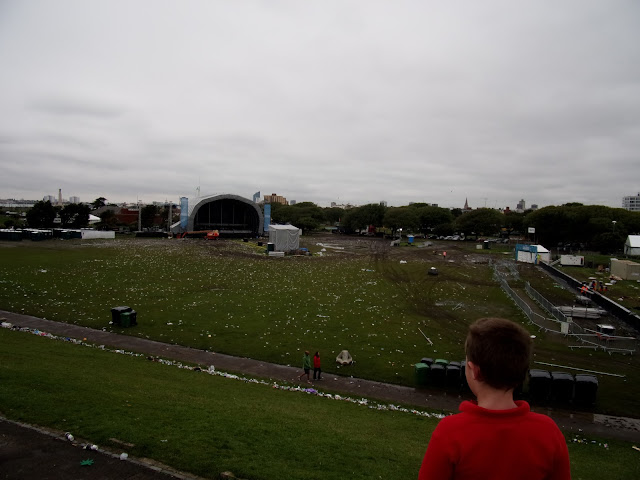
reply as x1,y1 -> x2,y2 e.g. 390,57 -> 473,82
624,235 -> 640,256
515,244 -> 551,264
88,214 -> 101,224
268,224 -> 301,252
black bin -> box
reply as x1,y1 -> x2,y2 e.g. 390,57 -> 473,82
446,362 -> 461,388
460,360 -> 469,390
430,363 -> 446,387
550,372 -> 575,403
528,369 -> 552,402
574,374 -> 598,405
420,357 -> 434,367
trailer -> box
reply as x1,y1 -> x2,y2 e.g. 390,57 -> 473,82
560,255 -> 584,266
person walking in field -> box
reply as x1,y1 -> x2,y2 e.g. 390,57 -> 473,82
313,351 -> 322,380
298,350 -> 312,384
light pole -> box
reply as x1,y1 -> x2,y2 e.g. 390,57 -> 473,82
612,220 -> 617,233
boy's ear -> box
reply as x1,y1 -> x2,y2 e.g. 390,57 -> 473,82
467,360 -> 481,381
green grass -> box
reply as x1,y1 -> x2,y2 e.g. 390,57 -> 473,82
0,237 -> 639,418
0,238 -> 521,386
2,329 -> 639,480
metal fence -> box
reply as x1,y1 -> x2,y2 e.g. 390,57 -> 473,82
524,282 -> 569,323
566,331 -> 637,354
493,270 -> 568,335
493,266 -> 636,354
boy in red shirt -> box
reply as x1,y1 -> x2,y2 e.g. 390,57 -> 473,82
418,317 -> 570,480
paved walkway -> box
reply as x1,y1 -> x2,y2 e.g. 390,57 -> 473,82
2,310 -> 639,448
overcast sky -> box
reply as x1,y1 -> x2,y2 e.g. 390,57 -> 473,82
1,1 -> 639,209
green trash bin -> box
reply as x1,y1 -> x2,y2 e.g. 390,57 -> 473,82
415,362 -> 430,387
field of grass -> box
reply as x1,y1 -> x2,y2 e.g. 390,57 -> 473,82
0,235 -> 639,418
2,328 -> 638,480
0,236 -> 520,385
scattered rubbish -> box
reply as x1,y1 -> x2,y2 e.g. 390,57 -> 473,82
418,328 -> 433,345
84,444 -> 98,450
633,446 -> 640,452
399,260 -> 407,264
315,242 -> 344,250
80,459 -> 94,466
336,350 -> 353,365
120,453 -> 129,461
65,432 -> 74,442
1,322 -> 445,421
428,267 -> 438,276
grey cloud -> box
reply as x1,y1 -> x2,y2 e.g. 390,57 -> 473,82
30,97 -> 125,118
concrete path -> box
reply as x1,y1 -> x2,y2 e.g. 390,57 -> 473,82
1,309 -> 639,444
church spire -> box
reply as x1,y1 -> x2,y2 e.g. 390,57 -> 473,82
464,198 -> 470,210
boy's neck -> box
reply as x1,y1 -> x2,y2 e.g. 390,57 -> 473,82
475,386 -> 517,410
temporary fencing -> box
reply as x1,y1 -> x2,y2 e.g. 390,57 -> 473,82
493,266 -> 636,355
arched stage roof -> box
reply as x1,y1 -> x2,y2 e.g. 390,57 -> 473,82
186,194 -> 264,237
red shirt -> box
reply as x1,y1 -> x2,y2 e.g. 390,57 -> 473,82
313,355 -> 321,368
418,400 -> 570,480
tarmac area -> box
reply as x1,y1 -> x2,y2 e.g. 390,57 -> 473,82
0,418 -> 199,480
1,310 -> 640,479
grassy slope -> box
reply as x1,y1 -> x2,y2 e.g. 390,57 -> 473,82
1,329 -> 638,480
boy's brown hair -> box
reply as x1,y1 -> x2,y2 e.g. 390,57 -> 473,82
465,317 -> 532,390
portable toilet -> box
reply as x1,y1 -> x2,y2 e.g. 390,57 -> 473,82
574,375 -> 598,405
430,363 -> 446,386
420,358 -> 434,367
446,361 -> 461,388
550,372 -> 575,403
414,363 -> 430,387
528,369 -> 552,402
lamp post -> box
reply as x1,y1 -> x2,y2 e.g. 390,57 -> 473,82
612,220 -> 617,233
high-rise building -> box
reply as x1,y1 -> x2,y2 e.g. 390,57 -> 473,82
70,196 -> 80,204
380,200 -> 387,207
43,195 -> 55,203
623,193 -> 640,211
263,193 -> 288,205
516,199 -> 526,212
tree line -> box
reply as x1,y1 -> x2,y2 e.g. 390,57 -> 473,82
270,202 -> 640,253
12,198 -> 640,253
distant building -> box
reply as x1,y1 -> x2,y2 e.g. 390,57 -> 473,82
530,204 -> 538,210
463,198 -> 472,211
263,193 -> 288,205
516,199 -> 526,213
623,193 -> 640,212
70,196 -> 80,204
330,202 -> 355,209
380,200 -> 387,207
289,200 -> 296,205
43,195 -> 56,203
